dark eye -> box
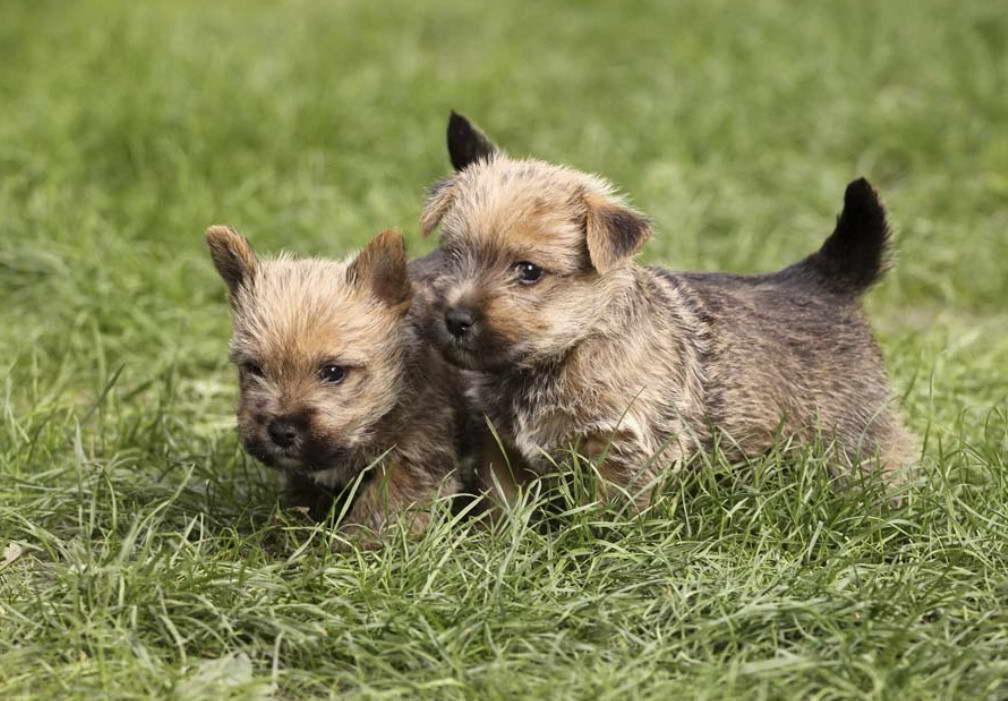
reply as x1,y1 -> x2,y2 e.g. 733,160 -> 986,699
241,362 -> 264,378
319,364 -> 346,384
514,261 -> 544,285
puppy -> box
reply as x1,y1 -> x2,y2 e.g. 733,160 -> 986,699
206,227 -> 464,540
419,112 -> 917,508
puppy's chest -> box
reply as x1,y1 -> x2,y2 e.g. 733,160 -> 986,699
509,395 -> 657,470
470,374 -> 660,467
511,405 -> 575,465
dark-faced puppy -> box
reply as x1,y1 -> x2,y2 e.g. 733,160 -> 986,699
206,227 -> 464,541
419,112 -> 917,509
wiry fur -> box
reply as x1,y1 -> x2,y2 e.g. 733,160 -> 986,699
206,227 -> 464,541
420,113 -> 917,508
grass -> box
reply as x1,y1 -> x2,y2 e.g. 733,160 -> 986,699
1,0 -> 1006,697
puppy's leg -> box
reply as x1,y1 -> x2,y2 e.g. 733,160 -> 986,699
471,429 -> 537,521
880,426 -> 919,479
337,461 -> 460,547
583,432 -> 679,510
860,420 -> 919,495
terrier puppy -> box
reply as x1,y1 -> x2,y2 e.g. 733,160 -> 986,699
419,112 -> 917,508
206,227 -> 464,541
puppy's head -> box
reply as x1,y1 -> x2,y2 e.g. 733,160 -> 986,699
420,112 -> 651,371
206,227 -> 412,480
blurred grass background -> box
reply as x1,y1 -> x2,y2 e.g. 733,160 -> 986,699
1,0 -> 1006,698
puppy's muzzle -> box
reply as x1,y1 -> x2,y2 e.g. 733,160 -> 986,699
267,417 -> 299,448
444,306 -> 478,339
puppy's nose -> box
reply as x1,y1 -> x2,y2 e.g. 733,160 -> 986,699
445,307 -> 475,338
267,418 -> 298,448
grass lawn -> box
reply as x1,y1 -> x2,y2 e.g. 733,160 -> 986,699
2,0 -> 1007,697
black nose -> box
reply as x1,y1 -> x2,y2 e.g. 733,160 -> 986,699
445,307 -> 475,338
267,418 -> 298,448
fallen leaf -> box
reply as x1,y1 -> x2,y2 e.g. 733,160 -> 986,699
177,652 -> 271,698
2,542 -> 24,568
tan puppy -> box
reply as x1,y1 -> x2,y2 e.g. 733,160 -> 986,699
419,113 -> 916,509
206,227 -> 464,541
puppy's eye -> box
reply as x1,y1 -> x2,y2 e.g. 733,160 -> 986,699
514,261 -> 544,285
241,362 -> 264,378
319,364 -> 347,384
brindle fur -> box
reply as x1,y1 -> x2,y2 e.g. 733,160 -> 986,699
420,113 -> 917,509
206,227 -> 464,542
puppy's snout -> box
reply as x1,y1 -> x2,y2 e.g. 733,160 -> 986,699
267,417 -> 298,448
445,306 -> 476,338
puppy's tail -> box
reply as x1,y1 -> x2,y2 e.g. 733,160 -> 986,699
800,178 -> 891,296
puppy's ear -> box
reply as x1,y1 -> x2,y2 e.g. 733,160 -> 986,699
420,177 -> 456,237
348,229 -> 412,312
582,192 -> 651,273
447,111 -> 499,171
206,226 -> 258,300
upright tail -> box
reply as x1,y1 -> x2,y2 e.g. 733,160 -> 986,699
801,178 -> 891,295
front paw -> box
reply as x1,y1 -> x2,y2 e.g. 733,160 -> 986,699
282,473 -> 337,521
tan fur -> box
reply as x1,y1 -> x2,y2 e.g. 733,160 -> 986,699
206,227 -> 464,543
420,116 -> 917,511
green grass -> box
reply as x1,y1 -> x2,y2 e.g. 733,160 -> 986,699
2,0 -> 1007,697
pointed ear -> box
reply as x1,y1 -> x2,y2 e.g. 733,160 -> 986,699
582,193 -> 651,273
347,230 -> 412,311
206,225 -> 258,299
447,111 -> 499,171
420,177 -> 456,237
